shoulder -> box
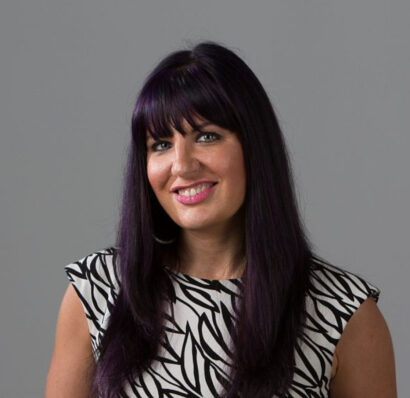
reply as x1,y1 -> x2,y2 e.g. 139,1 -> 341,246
307,257 -> 381,338
308,257 -> 381,304
64,246 -> 121,294
63,246 -> 121,356
306,258 -> 396,396
330,296 -> 397,396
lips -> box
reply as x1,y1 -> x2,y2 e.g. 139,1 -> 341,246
171,181 -> 217,193
174,182 -> 217,205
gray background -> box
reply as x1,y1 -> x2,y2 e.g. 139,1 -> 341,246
1,0 -> 408,396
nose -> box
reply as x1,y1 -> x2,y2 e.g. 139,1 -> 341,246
171,137 -> 201,177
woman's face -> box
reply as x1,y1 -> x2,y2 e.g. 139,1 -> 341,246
146,116 -> 246,233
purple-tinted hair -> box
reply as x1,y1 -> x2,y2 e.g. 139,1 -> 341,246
90,40 -> 319,397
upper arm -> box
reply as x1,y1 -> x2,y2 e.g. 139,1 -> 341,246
329,297 -> 397,398
45,284 -> 96,398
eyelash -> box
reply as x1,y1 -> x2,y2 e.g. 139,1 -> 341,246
149,132 -> 220,153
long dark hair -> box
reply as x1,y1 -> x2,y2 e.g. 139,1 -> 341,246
90,40 -> 318,397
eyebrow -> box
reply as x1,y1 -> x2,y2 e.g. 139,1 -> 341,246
192,121 -> 212,130
146,121 -> 215,141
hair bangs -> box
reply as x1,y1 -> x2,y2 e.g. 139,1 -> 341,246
136,65 -> 241,144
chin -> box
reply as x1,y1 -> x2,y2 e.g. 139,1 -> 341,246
178,220 -> 216,231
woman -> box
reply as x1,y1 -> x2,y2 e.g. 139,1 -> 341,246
46,41 -> 397,397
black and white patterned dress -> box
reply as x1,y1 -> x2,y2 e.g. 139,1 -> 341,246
64,246 -> 380,397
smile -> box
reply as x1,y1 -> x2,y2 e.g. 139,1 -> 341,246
174,183 -> 217,205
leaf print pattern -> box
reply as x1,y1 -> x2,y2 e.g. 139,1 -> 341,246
64,247 -> 380,397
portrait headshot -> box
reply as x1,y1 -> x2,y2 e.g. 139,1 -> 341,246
1,1 -> 407,398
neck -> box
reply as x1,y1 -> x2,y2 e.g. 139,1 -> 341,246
173,210 -> 246,280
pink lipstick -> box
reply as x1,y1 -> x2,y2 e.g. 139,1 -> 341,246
174,184 -> 217,205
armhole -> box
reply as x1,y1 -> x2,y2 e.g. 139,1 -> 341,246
331,278 -> 381,380
63,247 -> 119,359
332,268 -> 382,363
308,258 -> 382,381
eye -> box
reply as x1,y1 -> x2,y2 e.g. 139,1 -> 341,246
149,132 -> 220,153
149,141 -> 171,152
197,132 -> 220,143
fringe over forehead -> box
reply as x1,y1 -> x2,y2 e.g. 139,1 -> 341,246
131,49 -> 243,145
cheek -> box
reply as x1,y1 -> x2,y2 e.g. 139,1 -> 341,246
147,159 -> 168,191
223,148 -> 246,189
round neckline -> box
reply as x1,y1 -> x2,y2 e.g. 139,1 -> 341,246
163,264 -> 243,283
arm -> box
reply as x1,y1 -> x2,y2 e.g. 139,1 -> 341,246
329,297 -> 397,398
45,284 -> 96,398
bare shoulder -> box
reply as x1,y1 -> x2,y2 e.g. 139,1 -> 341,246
329,297 -> 397,398
45,284 -> 96,398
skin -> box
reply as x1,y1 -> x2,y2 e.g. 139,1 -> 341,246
329,296 -> 397,397
45,284 -> 95,398
146,116 -> 247,280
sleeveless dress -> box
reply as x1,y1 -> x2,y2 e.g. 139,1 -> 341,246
64,246 -> 380,397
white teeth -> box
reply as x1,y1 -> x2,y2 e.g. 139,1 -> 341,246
178,183 -> 214,196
